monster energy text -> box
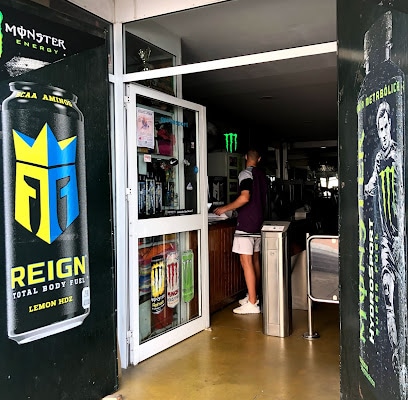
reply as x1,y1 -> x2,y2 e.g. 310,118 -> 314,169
367,218 -> 378,344
5,23 -> 66,49
358,129 -> 368,345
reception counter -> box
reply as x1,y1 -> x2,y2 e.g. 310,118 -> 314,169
208,219 -> 246,313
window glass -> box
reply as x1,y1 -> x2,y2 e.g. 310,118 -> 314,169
136,94 -> 198,218
125,31 -> 176,96
138,230 -> 200,343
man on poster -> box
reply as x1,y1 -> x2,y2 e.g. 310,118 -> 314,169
364,100 -> 404,375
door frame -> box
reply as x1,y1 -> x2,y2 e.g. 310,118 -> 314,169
125,83 -> 209,364
111,19 -> 336,368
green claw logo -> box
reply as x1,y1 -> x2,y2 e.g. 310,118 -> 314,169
224,132 -> 237,153
379,165 -> 396,224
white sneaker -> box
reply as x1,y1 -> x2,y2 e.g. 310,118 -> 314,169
233,301 -> 260,314
238,294 -> 259,306
238,293 -> 249,305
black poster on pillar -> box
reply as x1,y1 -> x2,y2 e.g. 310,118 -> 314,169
339,3 -> 408,400
0,3 -> 104,81
357,12 -> 406,399
0,2 -> 116,400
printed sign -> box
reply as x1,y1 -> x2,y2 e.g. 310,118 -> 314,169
182,250 -> 194,303
136,107 -> 154,149
2,81 -> 90,344
166,251 -> 179,308
357,11 -> 407,399
151,255 -> 166,314
0,4 -> 103,81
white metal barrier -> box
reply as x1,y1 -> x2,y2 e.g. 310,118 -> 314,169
302,234 -> 339,340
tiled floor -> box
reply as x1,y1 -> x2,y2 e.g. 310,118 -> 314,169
108,302 -> 340,400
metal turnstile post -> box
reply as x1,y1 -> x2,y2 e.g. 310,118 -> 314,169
261,221 -> 292,337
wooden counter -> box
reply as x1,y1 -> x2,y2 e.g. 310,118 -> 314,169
208,219 -> 246,313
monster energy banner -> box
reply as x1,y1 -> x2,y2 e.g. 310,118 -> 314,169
357,12 -> 407,399
0,4 -> 103,82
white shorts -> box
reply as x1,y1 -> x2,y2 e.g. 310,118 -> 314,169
232,230 -> 261,255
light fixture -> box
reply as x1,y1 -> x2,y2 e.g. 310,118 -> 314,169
259,95 -> 275,100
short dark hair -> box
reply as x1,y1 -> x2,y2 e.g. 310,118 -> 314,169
376,101 -> 391,129
246,148 -> 261,161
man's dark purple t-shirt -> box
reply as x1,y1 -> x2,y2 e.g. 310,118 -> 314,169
236,165 -> 268,234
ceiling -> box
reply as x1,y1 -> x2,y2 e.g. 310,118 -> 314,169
129,0 -> 338,164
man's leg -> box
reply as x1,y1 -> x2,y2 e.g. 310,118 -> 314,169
253,251 -> 261,295
240,253 -> 257,304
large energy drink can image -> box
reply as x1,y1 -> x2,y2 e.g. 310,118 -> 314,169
2,81 -> 90,344
357,12 -> 407,399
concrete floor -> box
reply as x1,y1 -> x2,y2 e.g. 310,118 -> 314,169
109,302 -> 340,400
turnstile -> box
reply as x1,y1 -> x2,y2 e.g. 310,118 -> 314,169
261,221 -> 292,337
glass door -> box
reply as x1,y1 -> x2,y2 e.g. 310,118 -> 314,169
125,83 -> 209,364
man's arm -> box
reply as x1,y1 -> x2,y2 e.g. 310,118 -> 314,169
213,190 -> 250,215
364,153 -> 380,196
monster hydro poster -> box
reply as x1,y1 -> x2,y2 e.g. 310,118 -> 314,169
357,11 -> 407,400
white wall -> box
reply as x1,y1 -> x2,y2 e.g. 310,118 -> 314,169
116,0 -> 227,22
67,0 -> 115,22
67,0 -> 227,23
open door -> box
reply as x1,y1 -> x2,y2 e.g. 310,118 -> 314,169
125,83 -> 209,364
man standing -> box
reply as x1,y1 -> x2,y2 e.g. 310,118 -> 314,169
214,148 -> 268,314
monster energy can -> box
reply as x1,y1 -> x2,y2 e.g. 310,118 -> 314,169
2,81 -> 90,344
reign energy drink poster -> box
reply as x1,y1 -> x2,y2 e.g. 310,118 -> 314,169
357,11 -> 407,399
2,81 -> 90,344
0,1 -> 117,399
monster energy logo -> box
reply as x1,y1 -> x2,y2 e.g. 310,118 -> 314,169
379,165 -> 395,223
224,132 -> 237,153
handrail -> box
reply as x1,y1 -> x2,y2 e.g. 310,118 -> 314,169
303,234 -> 339,340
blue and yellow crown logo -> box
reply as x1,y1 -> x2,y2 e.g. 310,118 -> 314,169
13,123 -> 79,244
13,123 -> 77,166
